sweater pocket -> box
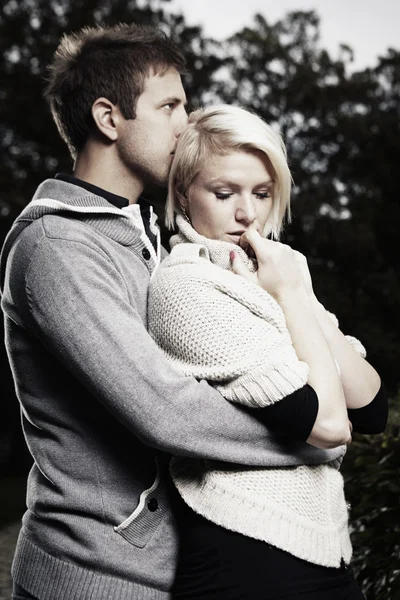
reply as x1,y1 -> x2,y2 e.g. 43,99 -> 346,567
113,462 -> 167,548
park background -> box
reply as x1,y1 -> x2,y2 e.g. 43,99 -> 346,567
0,0 -> 399,598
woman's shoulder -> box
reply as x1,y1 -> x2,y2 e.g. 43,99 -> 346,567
163,242 -> 211,267
149,244 -> 227,319
150,243 -> 284,325
154,242 -> 231,286
150,243 -> 250,307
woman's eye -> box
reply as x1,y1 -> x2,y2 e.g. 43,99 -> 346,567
255,191 -> 271,200
215,192 -> 232,200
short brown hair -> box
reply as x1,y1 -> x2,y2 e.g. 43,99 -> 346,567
44,23 -> 186,158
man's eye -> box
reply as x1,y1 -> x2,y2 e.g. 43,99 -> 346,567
215,192 -> 232,200
163,103 -> 175,110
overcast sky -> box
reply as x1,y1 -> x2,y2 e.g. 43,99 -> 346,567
167,0 -> 399,71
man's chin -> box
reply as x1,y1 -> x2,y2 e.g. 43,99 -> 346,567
143,175 -> 169,192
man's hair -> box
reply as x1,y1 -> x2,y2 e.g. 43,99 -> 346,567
44,23 -> 186,158
166,105 -> 292,239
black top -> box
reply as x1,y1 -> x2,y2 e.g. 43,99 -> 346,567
172,490 -> 360,600
254,381 -> 388,442
347,382 -> 388,434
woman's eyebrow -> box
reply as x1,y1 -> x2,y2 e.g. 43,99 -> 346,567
207,178 -> 275,187
207,178 -> 233,185
255,179 -> 275,187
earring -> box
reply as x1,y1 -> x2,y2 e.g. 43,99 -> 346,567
181,205 -> 191,224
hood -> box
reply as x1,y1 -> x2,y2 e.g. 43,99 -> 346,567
0,178 -> 149,294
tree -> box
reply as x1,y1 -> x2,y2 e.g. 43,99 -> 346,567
212,11 -> 400,395
0,0 -> 222,220
1,4 -> 399,596
342,396 -> 400,599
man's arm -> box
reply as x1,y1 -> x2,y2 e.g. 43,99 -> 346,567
10,228 -> 341,467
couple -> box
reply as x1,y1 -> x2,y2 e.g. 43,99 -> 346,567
0,23 -> 387,600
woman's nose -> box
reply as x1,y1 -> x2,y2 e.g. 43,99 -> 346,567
235,196 -> 257,224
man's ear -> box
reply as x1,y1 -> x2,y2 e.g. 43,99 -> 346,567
91,97 -> 119,142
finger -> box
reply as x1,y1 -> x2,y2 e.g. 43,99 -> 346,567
240,230 -> 273,265
230,250 -> 255,280
238,237 -> 256,259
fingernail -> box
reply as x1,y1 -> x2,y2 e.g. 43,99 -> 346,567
230,251 -> 235,262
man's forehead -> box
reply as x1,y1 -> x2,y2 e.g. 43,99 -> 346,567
142,67 -> 186,102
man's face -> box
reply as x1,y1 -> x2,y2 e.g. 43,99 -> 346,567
117,67 -> 188,188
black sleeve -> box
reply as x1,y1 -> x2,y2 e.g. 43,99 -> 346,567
248,385 -> 319,442
347,381 -> 388,434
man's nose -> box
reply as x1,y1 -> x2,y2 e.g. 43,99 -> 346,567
175,106 -> 189,138
236,195 -> 257,224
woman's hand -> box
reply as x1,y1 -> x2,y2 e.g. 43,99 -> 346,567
293,250 -> 314,297
230,230 -> 305,301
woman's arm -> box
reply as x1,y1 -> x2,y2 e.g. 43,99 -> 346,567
274,287 -> 351,449
312,297 -> 381,408
289,250 -> 388,433
293,249 -> 385,412
231,231 -> 352,450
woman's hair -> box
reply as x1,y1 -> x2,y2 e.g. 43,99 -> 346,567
44,23 -> 185,159
166,105 -> 292,239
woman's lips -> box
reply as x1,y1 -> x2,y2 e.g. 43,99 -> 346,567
227,230 -> 260,246
227,233 -> 243,244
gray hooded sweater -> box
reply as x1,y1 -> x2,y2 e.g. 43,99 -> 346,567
0,178 -> 344,599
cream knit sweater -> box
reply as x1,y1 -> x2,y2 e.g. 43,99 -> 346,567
148,216 -> 354,568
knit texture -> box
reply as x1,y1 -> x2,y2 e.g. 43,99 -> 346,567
170,458 -> 352,568
149,216 -> 309,408
149,215 -> 352,567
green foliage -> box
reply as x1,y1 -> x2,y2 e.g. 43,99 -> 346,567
211,11 -> 400,393
342,394 -> 400,600
0,0 -> 222,219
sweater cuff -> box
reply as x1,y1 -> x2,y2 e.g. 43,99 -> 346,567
344,335 -> 367,358
253,384 -> 319,442
215,361 -> 309,408
326,310 -> 339,327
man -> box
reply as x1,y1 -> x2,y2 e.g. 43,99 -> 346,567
0,24 -> 344,599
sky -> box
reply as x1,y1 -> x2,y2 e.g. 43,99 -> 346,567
166,0 -> 400,71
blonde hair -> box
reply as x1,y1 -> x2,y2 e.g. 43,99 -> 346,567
166,104 -> 292,238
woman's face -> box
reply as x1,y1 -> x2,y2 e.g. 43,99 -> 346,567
184,150 -> 274,244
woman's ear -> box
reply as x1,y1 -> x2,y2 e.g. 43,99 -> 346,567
91,97 -> 119,142
176,186 -> 188,209
177,190 -> 191,223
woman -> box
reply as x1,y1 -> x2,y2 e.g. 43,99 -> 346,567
148,105 -> 387,599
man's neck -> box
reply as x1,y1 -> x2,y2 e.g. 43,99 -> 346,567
74,144 -> 143,205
